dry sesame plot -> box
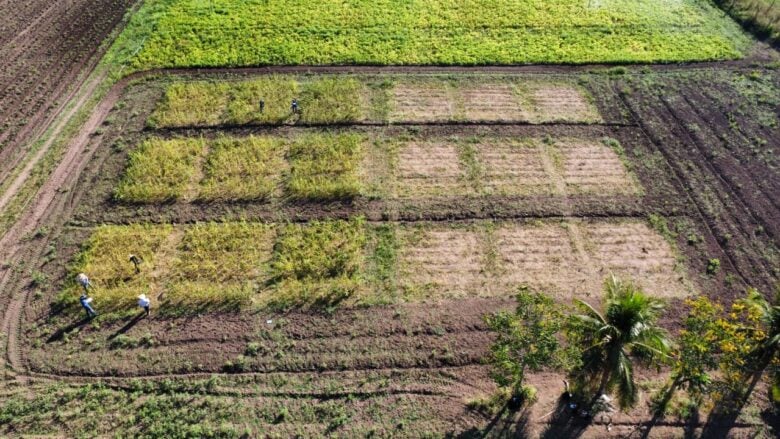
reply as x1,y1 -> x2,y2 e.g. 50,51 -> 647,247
394,141 -> 470,197
398,220 -> 690,302
476,139 -> 551,196
390,83 -> 455,122
393,137 -> 639,198
556,138 -> 641,195
460,84 -> 529,122
526,85 -> 601,123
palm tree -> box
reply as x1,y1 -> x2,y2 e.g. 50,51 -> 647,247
568,276 -> 672,409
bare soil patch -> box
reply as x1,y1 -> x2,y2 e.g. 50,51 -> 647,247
0,0 -> 134,183
390,83 -> 455,122
394,141 -> 470,197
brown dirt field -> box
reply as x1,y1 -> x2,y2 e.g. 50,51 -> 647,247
0,0 -> 134,185
528,85 -> 602,123
390,83 -> 455,122
461,84 -> 530,121
1,66 -> 778,437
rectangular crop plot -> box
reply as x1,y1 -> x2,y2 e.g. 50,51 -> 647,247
397,220 -> 691,302
526,84 -> 601,123
167,222 -> 276,310
392,136 -> 638,198
197,136 -> 286,202
59,224 -> 174,312
286,132 -> 365,200
267,218 -> 367,309
114,138 -> 205,203
390,83 -> 455,122
476,140 -> 551,196
150,77 -> 364,128
60,219 -> 691,316
394,141 -> 470,198
124,0 -> 750,69
555,138 -> 641,195
460,84 -> 529,122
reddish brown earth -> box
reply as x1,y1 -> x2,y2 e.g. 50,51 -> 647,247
0,67 -> 777,436
0,0 -> 134,184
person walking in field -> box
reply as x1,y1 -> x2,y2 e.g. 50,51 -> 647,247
137,294 -> 151,317
76,273 -> 91,293
79,293 -> 97,318
291,99 -> 299,114
259,99 -> 265,113
129,254 -> 142,274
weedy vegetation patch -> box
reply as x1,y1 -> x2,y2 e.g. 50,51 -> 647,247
116,0 -> 751,69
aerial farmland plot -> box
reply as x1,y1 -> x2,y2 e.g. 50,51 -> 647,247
0,0 -> 779,437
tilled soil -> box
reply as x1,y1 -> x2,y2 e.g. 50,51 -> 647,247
1,66 -> 777,437
0,0 -> 134,183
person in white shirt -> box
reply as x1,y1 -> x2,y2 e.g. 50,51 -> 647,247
138,294 -> 151,317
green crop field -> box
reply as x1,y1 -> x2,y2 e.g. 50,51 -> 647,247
112,0 -> 751,69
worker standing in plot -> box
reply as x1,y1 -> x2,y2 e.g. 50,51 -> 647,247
79,293 -> 97,319
291,99 -> 299,114
129,254 -> 142,274
76,273 -> 91,293
259,99 -> 265,114
138,294 -> 151,317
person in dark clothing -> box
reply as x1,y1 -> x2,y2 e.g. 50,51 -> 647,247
129,254 -> 142,274
259,99 -> 265,113
79,294 -> 97,318
291,99 -> 299,114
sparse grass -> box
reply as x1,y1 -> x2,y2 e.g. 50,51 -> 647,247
197,136 -> 286,202
286,132 -> 364,200
114,137 -> 204,203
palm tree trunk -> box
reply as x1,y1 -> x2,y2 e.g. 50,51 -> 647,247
597,367 -> 611,396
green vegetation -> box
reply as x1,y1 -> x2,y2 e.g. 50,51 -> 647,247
114,0 -> 750,70
716,0 -> 780,43
567,276 -> 672,409
117,133 -> 366,203
268,218 -> 366,309
484,287 -> 570,403
149,77 -> 363,128
286,133 -> 364,200
198,136 -> 285,202
114,137 -> 204,203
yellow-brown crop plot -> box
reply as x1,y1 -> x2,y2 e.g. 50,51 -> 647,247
61,218 -> 689,316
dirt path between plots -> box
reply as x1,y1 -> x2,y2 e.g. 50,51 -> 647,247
0,81 -> 124,376
0,71 -> 108,213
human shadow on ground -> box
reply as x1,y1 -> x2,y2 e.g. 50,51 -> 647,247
539,397 -> 591,439
46,316 -> 91,342
452,402 -> 533,438
107,311 -> 146,340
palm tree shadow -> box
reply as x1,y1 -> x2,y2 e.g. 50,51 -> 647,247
540,397 -> 590,439
453,404 -> 533,438
699,367 -> 766,439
